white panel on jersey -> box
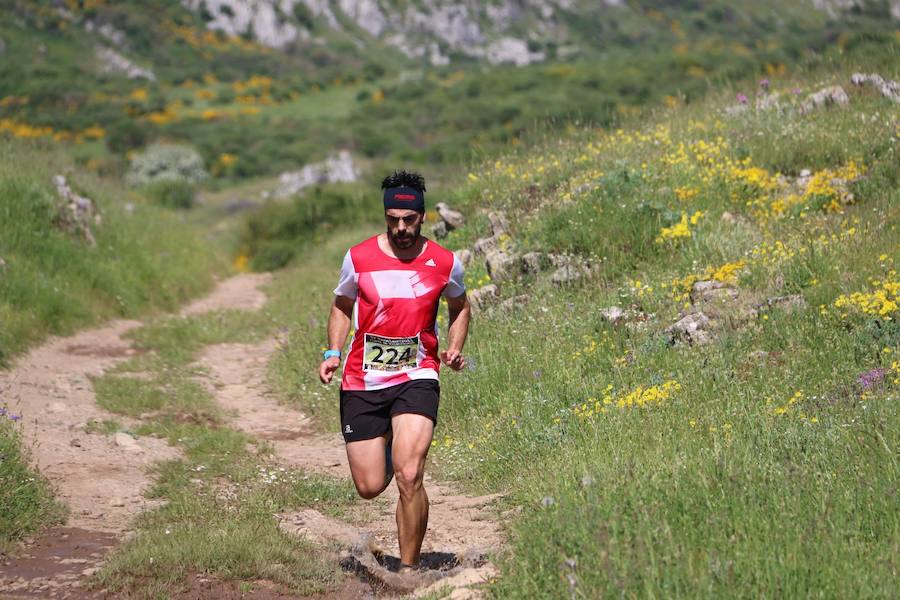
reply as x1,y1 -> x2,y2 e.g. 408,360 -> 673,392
370,270 -> 418,299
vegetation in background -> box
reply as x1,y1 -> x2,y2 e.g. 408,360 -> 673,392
2,1 -> 898,181
0,139 -> 225,364
272,60 -> 899,596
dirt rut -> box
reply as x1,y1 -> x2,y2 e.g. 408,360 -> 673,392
0,274 -> 272,598
198,337 -> 502,598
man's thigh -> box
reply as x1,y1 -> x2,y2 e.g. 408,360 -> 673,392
390,413 -> 434,476
345,433 -> 390,496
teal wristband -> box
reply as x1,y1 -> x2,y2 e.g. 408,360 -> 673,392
323,350 -> 342,360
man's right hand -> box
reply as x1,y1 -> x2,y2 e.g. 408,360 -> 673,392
318,357 -> 341,384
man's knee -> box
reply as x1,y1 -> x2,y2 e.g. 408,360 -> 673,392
354,479 -> 386,500
395,464 -> 423,495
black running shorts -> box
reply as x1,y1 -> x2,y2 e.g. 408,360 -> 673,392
339,380 -> 440,443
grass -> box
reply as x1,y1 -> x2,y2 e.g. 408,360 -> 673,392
266,59 -> 900,597
0,415 -> 64,552
0,139 -> 226,365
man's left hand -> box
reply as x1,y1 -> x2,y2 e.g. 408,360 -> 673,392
440,349 -> 466,371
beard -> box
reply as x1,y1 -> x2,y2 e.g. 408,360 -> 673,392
389,224 -> 421,249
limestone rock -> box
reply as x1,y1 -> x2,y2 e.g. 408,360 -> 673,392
473,235 -> 499,256
497,294 -> 530,312
436,202 -> 465,230
113,432 -> 142,453
485,250 -> 520,282
666,312 -> 712,346
95,45 -> 155,80
431,221 -> 448,239
800,86 -> 849,114
454,249 -> 473,267
600,306 -> 647,326
522,252 -> 543,274
690,280 -> 739,305
488,211 -> 510,237
468,284 -> 499,310
850,72 -> 900,104
275,151 -> 358,198
53,175 -> 101,247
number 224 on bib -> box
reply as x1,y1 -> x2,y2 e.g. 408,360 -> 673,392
363,334 -> 419,372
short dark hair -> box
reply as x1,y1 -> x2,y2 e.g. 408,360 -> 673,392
381,170 -> 426,193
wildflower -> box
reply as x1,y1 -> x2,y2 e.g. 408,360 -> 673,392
736,93 -> 748,104
857,368 -> 887,390
759,79 -> 770,90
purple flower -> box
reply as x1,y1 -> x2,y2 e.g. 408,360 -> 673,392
0,408 -> 6,416
857,368 -> 887,390
759,79 -> 770,89
8,414 -> 21,422
791,87 -> 802,95
736,93 -> 749,104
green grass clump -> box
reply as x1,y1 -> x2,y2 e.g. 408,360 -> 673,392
0,140 -> 225,364
0,414 -> 63,550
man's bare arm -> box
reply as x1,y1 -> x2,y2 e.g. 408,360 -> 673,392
319,295 -> 354,384
440,293 -> 471,371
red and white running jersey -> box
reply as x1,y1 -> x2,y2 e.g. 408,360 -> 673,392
334,235 -> 466,391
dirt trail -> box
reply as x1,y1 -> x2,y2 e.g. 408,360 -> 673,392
0,274 -> 272,598
198,341 -> 502,597
1,272 -> 501,598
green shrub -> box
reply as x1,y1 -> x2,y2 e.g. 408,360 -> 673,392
142,180 -> 196,210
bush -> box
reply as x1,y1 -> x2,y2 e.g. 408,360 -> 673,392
142,180 -> 196,209
126,143 -> 208,186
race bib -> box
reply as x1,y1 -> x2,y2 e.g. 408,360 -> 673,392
363,334 -> 419,372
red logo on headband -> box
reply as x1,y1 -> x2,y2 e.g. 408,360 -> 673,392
393,194 -> 417,200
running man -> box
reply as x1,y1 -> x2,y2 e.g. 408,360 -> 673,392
318,170 -> 471,573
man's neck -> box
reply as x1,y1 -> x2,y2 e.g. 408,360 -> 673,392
378,233 -> 427,261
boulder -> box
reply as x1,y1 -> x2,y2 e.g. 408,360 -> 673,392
599,306 -> 647,326
473,235 -> 499,255
488,211 -> 510,237
690,280 -> 739,305
468,284 -> 499,310
435,202 -> 465,230
431,220 -> 448,239
850,72 -> 900,104
497,294 -> 530,312
275,151 -> 358,198
485,250 -> 521,282
53,175 -> 101,247
800,86 -> 849,114
522,252 -> 543,274
666,312 -> 712,346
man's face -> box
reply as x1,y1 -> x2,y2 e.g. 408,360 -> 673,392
385,208 -> 424,249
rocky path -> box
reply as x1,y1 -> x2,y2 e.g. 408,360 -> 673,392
1,272 -> 503,598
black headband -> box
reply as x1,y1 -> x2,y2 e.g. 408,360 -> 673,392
383,186 -> 425,212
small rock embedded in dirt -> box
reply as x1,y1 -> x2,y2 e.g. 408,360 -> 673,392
113,432 -> 142,453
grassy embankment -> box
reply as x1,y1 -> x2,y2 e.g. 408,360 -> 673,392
271,59 -> 900,597
87,227 -> 386,597
0,139 -> 225,549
